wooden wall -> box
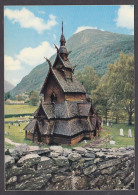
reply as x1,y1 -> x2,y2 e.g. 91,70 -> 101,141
70,133 -> 84,146
44,72 -> 65,103
26,132 -> 33,141
65,93 -> 86,101
52,135 -> 71,145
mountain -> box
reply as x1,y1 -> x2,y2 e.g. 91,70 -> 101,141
11,29 -> 134,96
4,80 -> 15,93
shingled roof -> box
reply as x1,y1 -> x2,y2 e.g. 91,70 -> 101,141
24,119 -> 37,133
33,101 -> 92,119
53,54 -> 73,71
33,102 -> 54,119
52,69 -> 86,93
51,118 -> 93,136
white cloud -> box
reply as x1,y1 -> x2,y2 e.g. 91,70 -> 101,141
4,8 -> 57,34
4,55 -> 22,70
74,26 -> 98,34
16,41 -> 56,66
116,5 -> 134,29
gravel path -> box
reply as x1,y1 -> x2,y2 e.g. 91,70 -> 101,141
5,138 -> 21,146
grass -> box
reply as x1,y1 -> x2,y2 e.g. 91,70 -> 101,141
5,116 -> 33,122
5,122 -> 37,148
100,123 -> 135,148
4,104 -> 37,115
5,143 -> 15,149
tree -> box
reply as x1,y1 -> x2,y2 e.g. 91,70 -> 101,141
5,92 -> 11,101
91,75 -> 110,123
76,66 -> 100,94
106,52 -> 134,125
16,95 -> 25,101
29,91 -> 39,106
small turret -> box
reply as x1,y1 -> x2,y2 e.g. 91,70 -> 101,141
59,22 -> 68,57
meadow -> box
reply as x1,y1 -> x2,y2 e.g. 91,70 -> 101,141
4,104 -> 37,115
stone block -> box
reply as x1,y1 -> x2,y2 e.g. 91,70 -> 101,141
6,165 -> 35,179
50,146 -> 63,154
68,153 -> 81,161
15,174 -> 51,190
53,156 -> 69,167
37,156 -> 53,170
83,165 -> 97,175
7,176 -> 17,185
5,155 -> 15,168
98,159 -> 121,170
72,147 -> 87,155
17,153 -> 41,167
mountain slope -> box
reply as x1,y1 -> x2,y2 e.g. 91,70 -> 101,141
11,29 -> 134,96
4,80 -> 15,92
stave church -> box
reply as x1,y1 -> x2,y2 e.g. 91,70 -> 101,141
24,23 -> 101,146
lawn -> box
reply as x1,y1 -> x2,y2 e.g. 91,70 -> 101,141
100,123 -> 135,148
5,122 -> 37,148
4,104 -> 37,115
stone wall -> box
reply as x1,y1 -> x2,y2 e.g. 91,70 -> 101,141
5,144 -> 135,191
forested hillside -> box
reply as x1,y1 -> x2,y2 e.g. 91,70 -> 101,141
10,29 -> 134,96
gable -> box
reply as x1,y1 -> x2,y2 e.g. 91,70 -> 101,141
33,104 -> 48,118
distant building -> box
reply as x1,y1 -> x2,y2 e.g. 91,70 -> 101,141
6,99 -> 25,105
24,23 -> 101,146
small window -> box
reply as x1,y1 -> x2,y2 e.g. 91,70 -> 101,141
51,93 -> 57,103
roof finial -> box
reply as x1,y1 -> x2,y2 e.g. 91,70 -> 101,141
62,21 -> 63,34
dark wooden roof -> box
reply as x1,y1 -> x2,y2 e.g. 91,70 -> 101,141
78,103 -> 92,116
52,69 -> 86,93
34,101 -> 91,119
53,54 -> 73,70
40,66 -> 86,94
33,102 -> 54,119
24,116 -> 97,136
24,119 -> 37,133
51,118 -> 92,136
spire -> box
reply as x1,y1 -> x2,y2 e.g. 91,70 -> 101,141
62,21 -> 63,35
60,21 -> 66,46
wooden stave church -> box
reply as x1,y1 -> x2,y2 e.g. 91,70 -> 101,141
24,23 -> 101,146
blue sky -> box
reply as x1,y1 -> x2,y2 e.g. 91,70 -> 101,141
4,5 -> 134,86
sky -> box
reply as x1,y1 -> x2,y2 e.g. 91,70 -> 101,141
4,5 -> 134,86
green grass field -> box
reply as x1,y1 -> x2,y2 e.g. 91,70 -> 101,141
4,104 -> 37,115
5,122 -> 37,147
100,123 -> 135,148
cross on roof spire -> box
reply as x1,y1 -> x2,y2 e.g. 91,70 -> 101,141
60,21 -> 66,46
62,21 -> 63,34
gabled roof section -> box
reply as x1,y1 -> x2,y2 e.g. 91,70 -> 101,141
24,119 -> 37,133
52,69 -> 86,93
42,102 -> 55,119
34,101 -> 92,120
33,104 -> 47,118
53,54 -> 73,71
34,102 -> 55,119
41,63 -> 86,94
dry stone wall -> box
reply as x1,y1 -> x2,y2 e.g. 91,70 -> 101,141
5,144 -> 135,191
